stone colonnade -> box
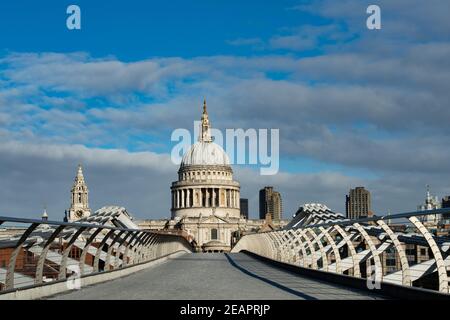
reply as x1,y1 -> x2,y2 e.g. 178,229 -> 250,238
172,187 -> 239,209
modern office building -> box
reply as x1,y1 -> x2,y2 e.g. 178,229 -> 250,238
240,198 -> 249,219
259,186 -> 282,220
442,196 -> 450,220
345,187 -> 372,219
442,196 -> 450,208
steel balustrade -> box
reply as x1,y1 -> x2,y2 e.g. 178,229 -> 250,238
319,227 -> 342,274
376,220 -> 411,286
0,216 -> 193,294
232,208 -> 450,294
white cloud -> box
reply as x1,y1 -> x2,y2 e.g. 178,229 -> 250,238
226,38 -> 264,47
0,140 -> 177,219
295,0 -> 450,41
2,139 -> 442,221
269,24 -> 354,51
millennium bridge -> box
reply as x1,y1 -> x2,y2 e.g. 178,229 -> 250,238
1,205 -> 450,300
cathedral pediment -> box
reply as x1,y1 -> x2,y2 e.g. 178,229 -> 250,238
198,214 -> 230,224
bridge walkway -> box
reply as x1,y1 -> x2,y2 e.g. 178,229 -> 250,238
49,253 -> 385,300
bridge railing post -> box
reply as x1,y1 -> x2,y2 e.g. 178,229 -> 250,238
122,231 -> 140,267
307,228 -> 328,271
58,226 -> 88,281
80,227 -> 104,275
35,225 -> 66,285
319,226 -> 343,274
376,220 -> 411,286
138,233 -> 156,263
4,222 -> 40,290
104,230 -> 125,271
114,231 -> 134,269
409,216 -> 449,294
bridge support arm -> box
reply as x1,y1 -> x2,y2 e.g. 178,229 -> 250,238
319,226 -> 342,274
352,223 -> 383,284
377,220 -> 411,286
306,228 -> 328,271
409,216 -> 449,294
333,225 -> 361,277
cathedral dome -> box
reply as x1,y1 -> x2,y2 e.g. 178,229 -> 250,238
181,141 -> 230,167
171,99 -> 240,223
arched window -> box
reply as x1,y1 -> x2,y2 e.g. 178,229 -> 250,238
211,228 -> 218,240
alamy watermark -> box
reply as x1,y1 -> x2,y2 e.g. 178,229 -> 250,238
66,5 -> 81,30
171,121 -> 279,175
66,265 -> 81,290
367,5 -> 382,30
65,5 -> 380,31
366,263 -> 382,290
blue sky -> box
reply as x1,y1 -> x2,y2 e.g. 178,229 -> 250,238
0,1 -> 449,220
0,0 -> 345,172
0,1 -> 325,59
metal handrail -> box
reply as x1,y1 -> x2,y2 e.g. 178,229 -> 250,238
0,213 -> 194,297
284,208 -> 450,231
0,216 -> 144,233
233,207 -> 450,295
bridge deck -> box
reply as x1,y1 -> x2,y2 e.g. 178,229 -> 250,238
49,253 -> 385,300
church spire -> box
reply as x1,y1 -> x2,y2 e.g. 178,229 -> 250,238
199,99 -> 212,142
68,163 -> 91,222
42,206 -> 48,221
76,164 -> 85,182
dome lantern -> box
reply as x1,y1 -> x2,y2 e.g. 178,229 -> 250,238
180,100 -> 230,168
199,99 -> 212,143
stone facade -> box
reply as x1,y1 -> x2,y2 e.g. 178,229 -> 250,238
137,217 -> 289,252
168,101 -> 242,251
417,185 -> 442,224
171,164 -> 240,219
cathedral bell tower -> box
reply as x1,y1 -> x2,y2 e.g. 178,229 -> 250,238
68,164 -> 91,222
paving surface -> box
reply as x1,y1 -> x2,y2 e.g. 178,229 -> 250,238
50,253 -> 385,300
